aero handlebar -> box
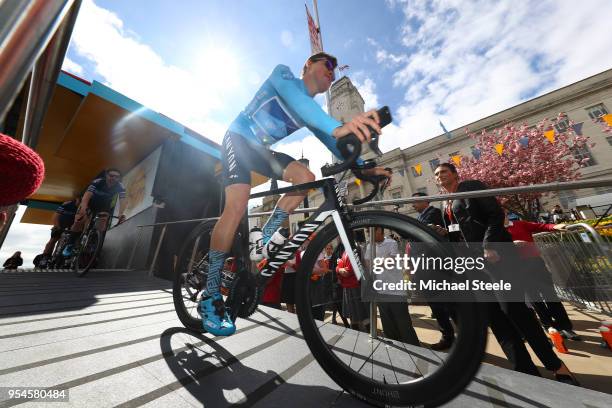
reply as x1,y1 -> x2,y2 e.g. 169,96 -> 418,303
319,106 -> 393,205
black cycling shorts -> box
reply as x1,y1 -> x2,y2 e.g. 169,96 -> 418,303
221,131 -> 295,187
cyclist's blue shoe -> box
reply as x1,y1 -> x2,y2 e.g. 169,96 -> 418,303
200,293 -> 236,336
62,244 -> 73,257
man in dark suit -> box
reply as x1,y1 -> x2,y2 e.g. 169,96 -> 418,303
412,192 -> 455,350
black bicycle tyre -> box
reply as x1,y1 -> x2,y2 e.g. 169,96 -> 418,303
73,229 -> 103,277
173,220 -> 217,332
295,210 -> 488,407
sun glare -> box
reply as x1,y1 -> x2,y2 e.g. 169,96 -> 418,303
195,46 -> 241,90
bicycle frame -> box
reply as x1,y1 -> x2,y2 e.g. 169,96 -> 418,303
249,177 -> 367,283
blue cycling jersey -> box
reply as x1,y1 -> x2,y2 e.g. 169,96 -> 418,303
228,64 -> 361,164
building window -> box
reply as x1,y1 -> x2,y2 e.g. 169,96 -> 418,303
571,144 -> 597,167
586,103 -> 608,121
554,117 -> 570,133
429,158 -> 440,172
606,136 -> 612,146
391,191 -> 403,207
416,187 -> 428,195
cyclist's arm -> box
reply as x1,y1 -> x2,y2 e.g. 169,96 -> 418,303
311,129 -> 364,165
269,65 -> 340,135
269,65 -> 364,164
117,197 -> 127,220
79,191 -> 93,214
51,211 -> 61,228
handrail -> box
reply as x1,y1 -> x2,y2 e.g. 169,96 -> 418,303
135,178 -> 612,228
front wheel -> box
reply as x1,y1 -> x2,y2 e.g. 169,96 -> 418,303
73,229 -> 103,277
295,211 -> 488,407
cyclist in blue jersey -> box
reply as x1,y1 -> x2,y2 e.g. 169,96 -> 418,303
201,52 -> 392,336
63,168 -> 127,257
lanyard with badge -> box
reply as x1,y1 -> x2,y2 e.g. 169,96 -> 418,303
445,200 -> 460,233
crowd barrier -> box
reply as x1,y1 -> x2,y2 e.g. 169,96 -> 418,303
534,223 -> 612,315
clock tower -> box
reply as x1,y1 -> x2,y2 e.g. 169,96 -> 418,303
330,76 -> 364,123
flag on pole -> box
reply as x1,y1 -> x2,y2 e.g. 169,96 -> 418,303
338,64 -> 350,71
451,155 -> 462,166
603,113 -> 612,126
439,120 -> 452,139
413,164 -> 422,176
519,136 -> 529,147
305,4 -> 323,54
471,147 -> 481,159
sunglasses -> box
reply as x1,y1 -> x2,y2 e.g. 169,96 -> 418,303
314,58 -> 336,80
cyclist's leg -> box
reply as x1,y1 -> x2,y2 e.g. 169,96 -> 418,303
64,207 -> 89,255
200,132 -> 256,335
208,183 -> 251,295
261,160 -> 314,244
43,228 -> 61,255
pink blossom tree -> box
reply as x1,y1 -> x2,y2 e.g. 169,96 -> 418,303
455,114 -> 593,220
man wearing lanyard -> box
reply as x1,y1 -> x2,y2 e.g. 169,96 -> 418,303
411,192 -> 454,350
433,163 -> 578,385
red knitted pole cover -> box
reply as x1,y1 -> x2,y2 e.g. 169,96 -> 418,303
0,133 -> 45,206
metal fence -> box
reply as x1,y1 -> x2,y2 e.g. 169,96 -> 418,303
534,223 -> 612,315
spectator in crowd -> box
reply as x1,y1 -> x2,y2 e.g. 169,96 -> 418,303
412,192 -> 455,350
434,162 -> 578,385
336,247 -> 370,332
330,244 -> 350,327
310,242 -> 334,321
505,212 -> 581,341
3,251 -> 23,270
552,205 -> 566,223
281,250 -> 299,313
365,227 -> 420,346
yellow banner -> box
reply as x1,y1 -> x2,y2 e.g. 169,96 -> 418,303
544,129 -> 555,143
414,163 -> 422,175
603,113 -> 612,126
494,143 -> 504,155
451,155 -> 461,166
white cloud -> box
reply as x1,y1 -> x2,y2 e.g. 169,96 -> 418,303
61,56 -> 84,75
67,0 -> 246,144
375,0 -> 612,149
0,206 -> 49,268
281,30 -> 294,48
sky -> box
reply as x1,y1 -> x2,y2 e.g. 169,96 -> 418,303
2,0 -> 612,267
